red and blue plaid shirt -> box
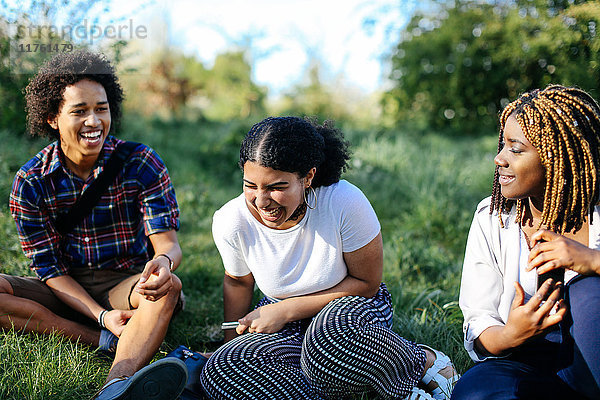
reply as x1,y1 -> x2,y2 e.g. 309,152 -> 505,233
9,136 -> 179,281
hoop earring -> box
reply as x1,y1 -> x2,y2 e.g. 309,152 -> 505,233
304,186 -> 317,209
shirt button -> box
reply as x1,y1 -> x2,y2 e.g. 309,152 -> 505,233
84,237 -> 90,243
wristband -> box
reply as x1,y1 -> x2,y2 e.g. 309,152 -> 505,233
155,253 -> 174,271
98,309 -> 108,328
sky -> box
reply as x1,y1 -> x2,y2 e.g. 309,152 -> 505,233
107,0 -> 413,96
5,0 -> 415,96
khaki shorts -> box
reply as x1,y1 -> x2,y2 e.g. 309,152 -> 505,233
2,267 -> 142,323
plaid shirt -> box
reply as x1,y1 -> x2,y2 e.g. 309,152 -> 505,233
9,136 -> 179,281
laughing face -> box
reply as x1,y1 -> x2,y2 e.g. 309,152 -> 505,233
48,79 -> 111,177
242,161 -> 315,230
495,114 -> 546,208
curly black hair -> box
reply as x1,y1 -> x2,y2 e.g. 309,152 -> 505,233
25,50 -> 124,139
239,116 -> 351,187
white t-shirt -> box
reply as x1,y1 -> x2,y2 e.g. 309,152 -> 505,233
212,180 -> 381,299
459,196 -> 597,362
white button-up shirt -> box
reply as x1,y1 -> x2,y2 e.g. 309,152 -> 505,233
459,196 -> 599,362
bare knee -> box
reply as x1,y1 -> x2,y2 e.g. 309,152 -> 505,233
0,275 -> 15,295
138,273 -> 181,309
170,273 -> 182,294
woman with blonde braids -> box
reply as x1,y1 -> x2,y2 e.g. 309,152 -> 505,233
452,85 -> 600,399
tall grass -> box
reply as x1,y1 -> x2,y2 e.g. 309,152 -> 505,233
0,327 -> 109,400
0,118 -> 498,398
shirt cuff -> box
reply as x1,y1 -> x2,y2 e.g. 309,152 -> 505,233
145,214 -> 179,235
464,317 -> 505,362
34,265 -> 67,282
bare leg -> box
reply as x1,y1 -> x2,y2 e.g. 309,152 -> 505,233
0,276 -> 100,345
105,275 -> 182,382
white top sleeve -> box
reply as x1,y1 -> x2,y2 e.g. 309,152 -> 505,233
337,180 -> 381,252
459,198 -> 507,362
212,214 -> 251,277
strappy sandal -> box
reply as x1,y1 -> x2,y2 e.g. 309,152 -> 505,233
406,386 -> 435,399
419,344 -> 460,400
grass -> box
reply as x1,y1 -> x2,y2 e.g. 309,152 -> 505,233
0,327 -> 109,400
0,117 -> 498,399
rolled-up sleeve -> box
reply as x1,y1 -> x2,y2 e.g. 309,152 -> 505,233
9,172 -> 67,281
459,201 -> 506,362
136,148 -> 180,235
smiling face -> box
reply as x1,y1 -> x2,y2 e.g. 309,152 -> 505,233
243,161 -> 316,230
494,114 -> 546,208
48,79 -> 111,177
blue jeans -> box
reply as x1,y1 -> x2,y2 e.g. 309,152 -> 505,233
452,276 -> 600,400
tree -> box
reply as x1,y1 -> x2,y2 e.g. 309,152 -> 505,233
385,0 -> 600,134
202,51 -> 267,120
121,48 -> 267,121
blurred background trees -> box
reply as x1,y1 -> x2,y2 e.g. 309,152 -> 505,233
384,0 -> 600,134
122,49 -> 267,121
2,0 -> 600,136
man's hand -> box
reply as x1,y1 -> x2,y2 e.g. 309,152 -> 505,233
135,257 -> 173,302
104,309 -> 135,337
236,302 -> 289,335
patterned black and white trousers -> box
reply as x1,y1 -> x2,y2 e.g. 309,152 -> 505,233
200,284 -> 426,400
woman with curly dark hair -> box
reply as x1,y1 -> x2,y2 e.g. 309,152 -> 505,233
453,85 -> 600,399
200,116 -> 459,400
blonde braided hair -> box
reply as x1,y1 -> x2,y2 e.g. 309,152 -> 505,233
491,85 -> 600,234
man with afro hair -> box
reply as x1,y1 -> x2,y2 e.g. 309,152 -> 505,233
1,50 -> 187,400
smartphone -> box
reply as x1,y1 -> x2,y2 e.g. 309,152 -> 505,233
221,321 -> 240,330
537,268 -> 564,298
532,237 -> 564,293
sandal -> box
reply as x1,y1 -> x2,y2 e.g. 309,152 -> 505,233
406,387 -> 435,400
419,344 -> 460,400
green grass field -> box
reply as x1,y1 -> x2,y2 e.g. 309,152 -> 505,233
0,117 -> 498,399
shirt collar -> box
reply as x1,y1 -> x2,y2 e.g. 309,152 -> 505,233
41,136 -> 119,178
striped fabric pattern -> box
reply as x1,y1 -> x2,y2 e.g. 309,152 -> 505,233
9,136 -> 179,281
201,284 -> 426,400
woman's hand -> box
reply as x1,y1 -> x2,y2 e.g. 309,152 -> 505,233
104,309 -> 135,337
528,229 -> 600,276
236,302 -> 289,335
502,280 -> 566,348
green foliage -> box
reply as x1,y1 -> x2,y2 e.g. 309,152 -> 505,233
273,62 -> 382,131
278,64 -> 338,121
385,0 -> 600,134
0,327 -> 108,400
121,48 -> 267,122
203,51 -> 267,120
